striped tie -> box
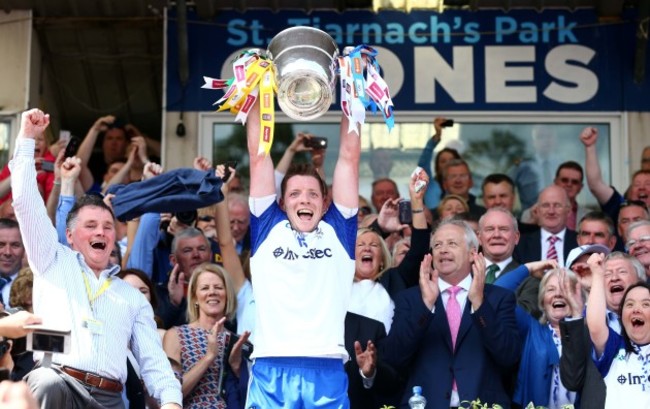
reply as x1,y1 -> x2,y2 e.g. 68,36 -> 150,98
546,235 -> 559,261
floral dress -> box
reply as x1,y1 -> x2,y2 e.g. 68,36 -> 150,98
178,325 -> 228,409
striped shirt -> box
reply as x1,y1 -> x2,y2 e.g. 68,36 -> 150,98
10,138 -> 182,406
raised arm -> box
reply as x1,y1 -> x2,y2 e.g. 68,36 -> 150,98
581,127 -> 614,205
332,115 -> 361,209
585,252 -> 609,356
77,115 -> 114,165
246,101 -> 275,198
215,165 -> 246,293
9,109 -> 60,274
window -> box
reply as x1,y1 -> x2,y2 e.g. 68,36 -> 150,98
200,111 -> 621,212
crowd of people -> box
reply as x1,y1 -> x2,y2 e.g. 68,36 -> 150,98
0,107 -> 648,409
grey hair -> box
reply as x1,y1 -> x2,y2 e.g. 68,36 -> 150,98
626,220 -> 650,242
605,251 -> 646,282
434,219 -> 479,250
478,207 -> 519,233
171,227 -> 209,255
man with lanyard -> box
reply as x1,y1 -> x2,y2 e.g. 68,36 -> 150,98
11,109 -> 181,409
244,96 -> 360,408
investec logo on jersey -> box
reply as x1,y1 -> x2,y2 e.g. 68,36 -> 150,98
616,372 -> 650,386
272,246 -> 333,260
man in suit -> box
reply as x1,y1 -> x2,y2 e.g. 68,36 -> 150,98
0,218 -> 25,308
344,312 -> 403,409
478,208 -> 520,284
382,220 -> 521,408
514,185 -> 578,318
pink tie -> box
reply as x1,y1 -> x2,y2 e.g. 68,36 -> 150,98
447,286 -> 462,391
547,235 -> 559,261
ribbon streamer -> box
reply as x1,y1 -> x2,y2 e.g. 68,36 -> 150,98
203,45 -> 395,154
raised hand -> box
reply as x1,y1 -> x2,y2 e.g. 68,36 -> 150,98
468,252 -> 486,310
143,162 -> 163,180
524,259 -> 559,279
228,330 -> 251,378
205,317 -> 226,361
560,268 -> 584,318
579,127 -> 598,147
419,253 -> 439,310
354,340 -> 377,378
377,198 -> 407,233
586,252 -> 607,278
92,115 -> 115,133
19,109 -> 50,139
60,157 -> 82,183
193,156 -> 213,172
167,264 -> 186,307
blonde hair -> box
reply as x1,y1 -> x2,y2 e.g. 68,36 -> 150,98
186,263 -> 237,323
356,228 -> 392,281
9,267 -> 33,311
537,268 -> 583,325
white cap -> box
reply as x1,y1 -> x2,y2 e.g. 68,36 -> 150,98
565,244 -> 611,268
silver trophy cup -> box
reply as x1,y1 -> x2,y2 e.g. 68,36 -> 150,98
267,27 -> 339,121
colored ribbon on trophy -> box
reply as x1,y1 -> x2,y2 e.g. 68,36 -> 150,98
201,49 -> 277,155
338,45 -> 395,134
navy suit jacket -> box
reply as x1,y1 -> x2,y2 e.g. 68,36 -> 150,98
381,283 -> 521,408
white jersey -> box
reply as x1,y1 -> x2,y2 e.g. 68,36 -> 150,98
249,196 -> 356,359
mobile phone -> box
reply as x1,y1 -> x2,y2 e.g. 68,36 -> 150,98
441,119 -> 454,128
223,160 -> 238,181
25,326 -> 71,354
304,136 -> 328,149
40,160 -> 55,172
398,200 -> 413,225
225,330 -> 254,361
64,136 -> 81,158
59,130 -> 71,143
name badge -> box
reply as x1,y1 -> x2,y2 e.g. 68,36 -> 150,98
82,317 -> 104,335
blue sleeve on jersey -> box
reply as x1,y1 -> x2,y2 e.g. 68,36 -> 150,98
593,327 -> 624,378
323,205 -> 357,260
249,201 -> 286,256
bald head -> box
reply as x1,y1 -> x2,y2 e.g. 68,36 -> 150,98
536,185 -> 570,234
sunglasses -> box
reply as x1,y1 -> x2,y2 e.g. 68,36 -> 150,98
198,215 -> 215,222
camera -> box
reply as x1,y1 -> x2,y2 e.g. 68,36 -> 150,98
441,119 -> 454,128
25,326 -> 71,354
304,136 -> 328,149
173,210 -> 198,226
40,161 -> 55,172
398,200 -> 413,225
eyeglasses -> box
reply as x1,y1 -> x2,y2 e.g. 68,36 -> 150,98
558,177 -> 582,186
619,200 -> 648,210
626,235 -> 650,249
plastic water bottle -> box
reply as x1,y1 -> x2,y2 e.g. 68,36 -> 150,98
408,385 -> 427,409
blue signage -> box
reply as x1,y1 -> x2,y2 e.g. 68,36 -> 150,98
166,9 -> 649,112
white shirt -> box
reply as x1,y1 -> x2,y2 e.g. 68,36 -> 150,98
10,138 -> 182,406
349,279 -> 395,334
436,274 -> 472,407
541,228 -> 567,266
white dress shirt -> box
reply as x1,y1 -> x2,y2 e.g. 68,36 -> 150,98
10,138 -> 181,406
